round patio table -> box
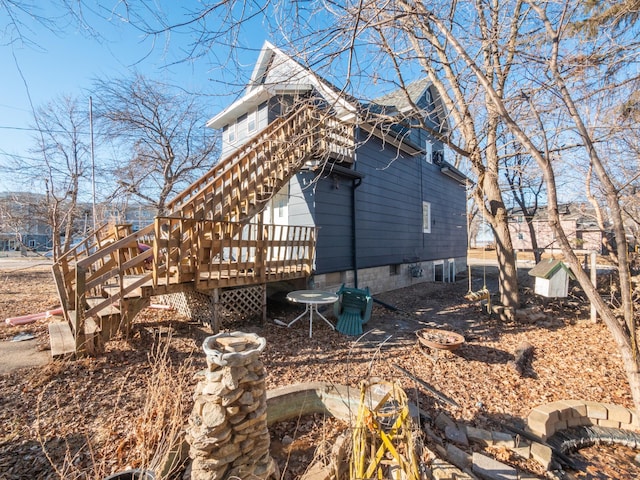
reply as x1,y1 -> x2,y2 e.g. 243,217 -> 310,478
284,290 -> 338,338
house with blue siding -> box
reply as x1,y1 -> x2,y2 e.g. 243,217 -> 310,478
207,42 -> 468,294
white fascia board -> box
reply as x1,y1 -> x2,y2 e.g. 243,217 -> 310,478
206,84 -> 315,129
206,87 -> 271,129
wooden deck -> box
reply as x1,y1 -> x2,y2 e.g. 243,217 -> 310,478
51,104 -> 354,354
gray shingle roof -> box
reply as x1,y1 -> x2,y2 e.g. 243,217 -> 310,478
372,79 -> 431,112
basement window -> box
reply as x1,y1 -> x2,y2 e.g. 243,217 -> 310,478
390,264 -> 401,276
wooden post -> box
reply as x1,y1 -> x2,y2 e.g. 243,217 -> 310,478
75,265 -> 87,354
590,251 -> 598,323
212,288 -> 220,333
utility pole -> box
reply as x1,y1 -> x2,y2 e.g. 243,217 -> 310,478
90,96 -> 96,231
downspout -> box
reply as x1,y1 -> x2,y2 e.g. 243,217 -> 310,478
353,125 -> 362,288
352,176 -> 362,288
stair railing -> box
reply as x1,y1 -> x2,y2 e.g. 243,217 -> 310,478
52,104 -> 353,352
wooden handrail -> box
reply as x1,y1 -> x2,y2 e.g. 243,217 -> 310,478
53,104 -> 353,353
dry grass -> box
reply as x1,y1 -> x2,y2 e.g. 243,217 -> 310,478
33,335 -> 193,479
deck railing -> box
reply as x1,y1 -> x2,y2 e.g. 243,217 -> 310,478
51,103 -> 352,352
54,218 -> 316,348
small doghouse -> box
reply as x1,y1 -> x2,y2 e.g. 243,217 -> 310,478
528,259 -> 574,298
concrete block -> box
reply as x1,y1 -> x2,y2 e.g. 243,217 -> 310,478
557,400 -> 587,418
585,401 -> 608,420
466,426 -> 493,446
446,443 -> 471,470
553,419 -> 568,432
527,409 -> 556,438
471,452 -> 518,480
431,459 -> 477,480
445,424 -> 469,446
607,405 -> 632,424
510,445 -> 531,460
597,418 -> 621,428
622,412 -> 640,431
530,442 -> 553,470
435,411 -> 457,431
491,431 -> 515,448
532,403 -> 561,422
567,416 -> 593,428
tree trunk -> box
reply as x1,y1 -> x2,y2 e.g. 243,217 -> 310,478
493,220 -> 519,318
525,216 -> 542,264
482,172 -> 520,316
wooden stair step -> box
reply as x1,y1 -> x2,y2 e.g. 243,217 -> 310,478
86,297 -> 121,317
49,321 -> 75,358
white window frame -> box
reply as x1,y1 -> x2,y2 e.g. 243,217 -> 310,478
226,123 -> 237,143
422,201 -> 431,233
247,109 -> 257,133
425,140 -> 433,164
448,258 -> 455,283
433,260 -> 445,282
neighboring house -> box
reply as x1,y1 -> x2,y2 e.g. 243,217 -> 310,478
0,192 -> 51,251
206,42 -> 468,294
508,203 -> 606,255
99,203 -> 157,232
0,193 -> 157,252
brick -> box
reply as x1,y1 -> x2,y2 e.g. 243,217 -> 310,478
466,426 -> 493,446
621,413 -> 640,432
435,411 -> 457,431
472,453 -> 518,480
530,442 -> 554,470
585,401 -> 608,420
607,405 -> 632,424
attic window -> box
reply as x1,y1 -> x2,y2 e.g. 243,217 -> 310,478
225,123 -> 236,143
247,110 -> 256,132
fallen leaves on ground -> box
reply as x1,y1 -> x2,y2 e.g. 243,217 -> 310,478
0,263 -> 636,479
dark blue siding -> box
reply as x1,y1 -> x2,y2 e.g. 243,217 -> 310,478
287,131 -> 467,274
314,175 -> 354,273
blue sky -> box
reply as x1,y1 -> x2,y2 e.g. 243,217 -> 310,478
0,1 -> 269,191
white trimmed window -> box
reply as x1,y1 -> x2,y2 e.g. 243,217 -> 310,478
425,140 -> 433,164
422,201 -> 431,233
247,110 -> 256,132
224,123 -> 236,143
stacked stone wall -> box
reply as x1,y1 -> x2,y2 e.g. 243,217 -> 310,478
186,332 -> 276,480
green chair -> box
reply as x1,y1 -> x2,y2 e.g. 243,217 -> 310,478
334,284 -> 373,336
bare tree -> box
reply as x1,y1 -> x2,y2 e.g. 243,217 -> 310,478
83,0 -> 640,409
93,74 -> 219,215
7,95 -> 91,259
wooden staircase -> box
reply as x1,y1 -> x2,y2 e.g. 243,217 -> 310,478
50,105 -> 354,355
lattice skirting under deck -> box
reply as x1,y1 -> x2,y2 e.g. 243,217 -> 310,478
159,285 -> 266,332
